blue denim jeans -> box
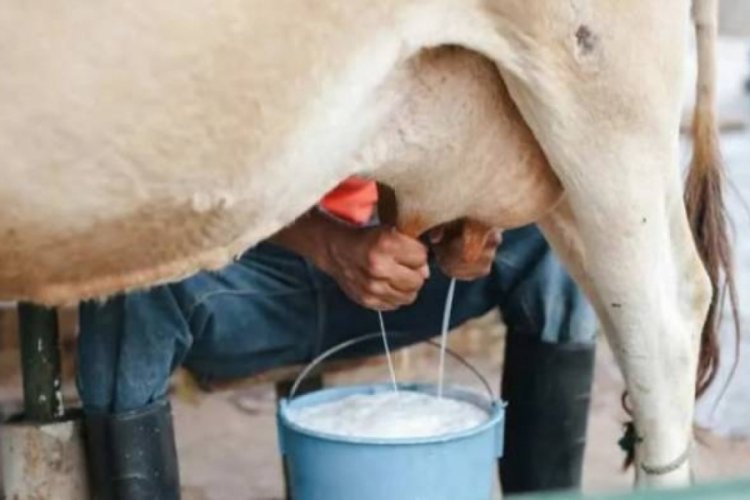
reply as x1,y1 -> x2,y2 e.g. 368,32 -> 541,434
77,225 -> 596,413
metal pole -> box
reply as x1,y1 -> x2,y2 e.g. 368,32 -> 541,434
17,303 -> 64,422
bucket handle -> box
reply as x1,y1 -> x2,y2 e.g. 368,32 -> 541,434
289,332 -> 496,401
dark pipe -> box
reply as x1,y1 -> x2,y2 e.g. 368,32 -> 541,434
17,303 -> 64,422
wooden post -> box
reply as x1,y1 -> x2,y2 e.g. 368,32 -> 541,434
17,302 -> 64,421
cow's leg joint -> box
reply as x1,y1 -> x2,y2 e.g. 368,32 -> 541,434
639,441 -> 692,476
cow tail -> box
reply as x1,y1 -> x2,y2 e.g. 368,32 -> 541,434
685,0 -> 739,397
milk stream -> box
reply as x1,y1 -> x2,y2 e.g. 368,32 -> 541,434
377,310 -> 399,393
437,278 -> 457,398
377,278 -> 457,397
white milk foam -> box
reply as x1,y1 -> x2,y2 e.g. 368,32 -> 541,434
289,390 -> 488,439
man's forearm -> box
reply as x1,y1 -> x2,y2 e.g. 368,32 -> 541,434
267,209 -> 346,271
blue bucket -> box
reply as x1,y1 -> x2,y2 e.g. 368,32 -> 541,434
276,336 -> 505,500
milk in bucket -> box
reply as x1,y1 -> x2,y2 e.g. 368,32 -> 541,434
288,390 -> 488,439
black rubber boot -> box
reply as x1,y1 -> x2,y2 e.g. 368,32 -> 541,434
84,399 -> 181,500
84,412 -> 116,500
499,334 -> 595,495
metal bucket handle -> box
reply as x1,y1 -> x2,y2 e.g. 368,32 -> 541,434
289,332 -> 496,401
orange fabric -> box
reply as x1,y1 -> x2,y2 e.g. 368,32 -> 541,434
319,177 -> 378,225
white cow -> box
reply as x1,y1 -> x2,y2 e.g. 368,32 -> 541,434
0,0 -> 737,487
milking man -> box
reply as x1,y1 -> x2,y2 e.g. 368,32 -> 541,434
78,178 -> 597,499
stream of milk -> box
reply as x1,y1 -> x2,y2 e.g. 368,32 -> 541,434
437,278 -> 457,398
375,278 -> 457,397
377,310 -> 399,393
289,278 -> 489,438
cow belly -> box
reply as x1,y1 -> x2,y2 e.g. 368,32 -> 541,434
360,47 -> 562,234
0,0 -> 560,305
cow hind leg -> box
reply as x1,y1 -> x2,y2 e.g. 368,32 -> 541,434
490,1 -> 708,485
538,187 -> 710,487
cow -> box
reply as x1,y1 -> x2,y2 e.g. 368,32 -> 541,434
0,0 -> 737,488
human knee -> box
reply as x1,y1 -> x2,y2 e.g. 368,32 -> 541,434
77,288 -> 190,413
501,248 -> 596,345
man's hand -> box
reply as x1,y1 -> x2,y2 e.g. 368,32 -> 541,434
320,226 -> 430,311
269,210 -> 429,311
429,221 -> 501,280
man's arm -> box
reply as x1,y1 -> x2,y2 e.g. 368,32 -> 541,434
269,206 -> 501,309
